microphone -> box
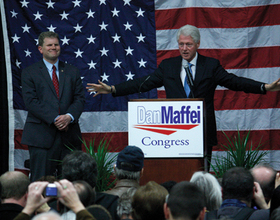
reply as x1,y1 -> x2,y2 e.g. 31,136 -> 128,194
139,75 -> 151,94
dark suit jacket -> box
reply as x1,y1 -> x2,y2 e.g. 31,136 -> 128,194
113,54 -> 265,146
21,60 -> 85,149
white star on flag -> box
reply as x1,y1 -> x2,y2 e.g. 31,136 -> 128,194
74,49 -> 84,58
47,24 -> 56,32
138,58 -> 147,68
24,49 -> 32,57
125,46 -> 134,55
87,35 -> 96,44
126,71 -> 135,80
113,59 -> 122,68
136,8 -> 145,17
72,0 -> 81,7
101,72 -> 110,81
16,59 -> 21,68
60,11 -> 69,20
111,8 -> 120,17
22,24 -> 31,33
87,61 -> 97,69
99,22 -> 108,31
86,9 -> 95,18
20,0 -> 29,8
99,0 -> 106,5
136,33 -> 145,42
123,0 -> 131,6
12,34 -> 20,43
61,36 -> 70,45
10,10 -> 18,18
100,47 -> 109,56
112,33 -> 121,43
124,22 -> 133,30
73,24 -> 83,32
33,11 -> 43,20
46,0 -> 55,9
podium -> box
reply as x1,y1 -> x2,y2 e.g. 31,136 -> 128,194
128,99 -> 207,185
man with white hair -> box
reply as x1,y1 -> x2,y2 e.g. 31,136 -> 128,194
87,24 -> 280,170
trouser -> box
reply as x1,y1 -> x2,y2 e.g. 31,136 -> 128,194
28,132 -> 71,182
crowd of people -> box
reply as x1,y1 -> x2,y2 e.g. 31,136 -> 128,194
1,146 -> 280,220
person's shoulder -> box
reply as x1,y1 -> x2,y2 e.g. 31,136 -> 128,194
22,60 -> 43,72
161,56 -> 181,63
95,192 -> 119,204
59,61 -> 78,69
59,61 -> 80,74
197,53 -> 220,67
248,209 -> 269,220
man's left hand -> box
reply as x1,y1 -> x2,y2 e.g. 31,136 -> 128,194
54,115 -> 71,131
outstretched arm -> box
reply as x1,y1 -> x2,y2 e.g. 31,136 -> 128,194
265,78 -> 280,91
86,80 -> 115,97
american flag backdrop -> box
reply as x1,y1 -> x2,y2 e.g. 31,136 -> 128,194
1,0 -> 280,173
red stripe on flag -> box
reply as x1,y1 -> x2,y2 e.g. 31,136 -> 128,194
215,129 -> 280,151
214,91 -> 280,110
81,132 -> 128,152
15,130 -> 128,153
157,47 -> 280,69
155,5 -> 280,30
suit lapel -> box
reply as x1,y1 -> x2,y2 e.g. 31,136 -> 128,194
58,61 -> 65,98
39,60 -> 58,98
172,56 -> 186,97
194,53 -> 206,87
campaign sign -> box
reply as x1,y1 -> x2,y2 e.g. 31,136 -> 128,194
128,99 -> 205,158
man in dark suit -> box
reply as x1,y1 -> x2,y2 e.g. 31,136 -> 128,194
86,24 -> 280,169
21,31 -> 85,182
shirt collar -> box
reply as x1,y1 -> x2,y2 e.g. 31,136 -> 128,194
43,59 -> 59,72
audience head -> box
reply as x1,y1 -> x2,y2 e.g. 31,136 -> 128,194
222,167 -> 254,204
0,171 -> 30,203
270,185 -> 280,217
164,181 -> 206,220
132,181 -> 168,220
62,150 -> 98,188
190,171 -> 222,211
37,175 -> 57,183
251,163 -> 277,203
176,24 -> 200,43
115,146 -> 144,181
160,181 -> 177,193
117,187 -> 137,219
32,210 -> 62,220
73,180 -> 95,207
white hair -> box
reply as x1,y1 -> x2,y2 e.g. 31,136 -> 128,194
190,171 -> 222,211
176,24 -> 200,43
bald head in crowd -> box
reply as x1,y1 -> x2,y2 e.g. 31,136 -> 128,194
251,164 -> 278,204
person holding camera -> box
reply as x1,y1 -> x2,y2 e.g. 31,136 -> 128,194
13,179 -> 96,220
